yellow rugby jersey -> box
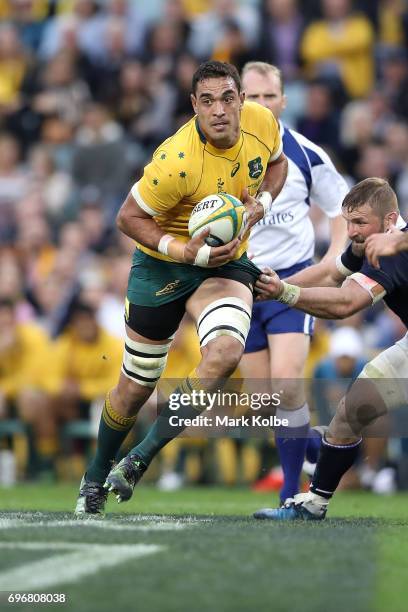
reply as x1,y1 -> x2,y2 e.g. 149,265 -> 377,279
132,101 -> 282,261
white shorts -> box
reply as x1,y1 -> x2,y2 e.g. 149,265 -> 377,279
358,333 -> 408,410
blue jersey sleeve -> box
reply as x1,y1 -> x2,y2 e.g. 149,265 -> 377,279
359,254 -> 407,294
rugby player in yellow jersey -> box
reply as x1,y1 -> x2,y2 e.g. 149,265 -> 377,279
75,60 -> 288,515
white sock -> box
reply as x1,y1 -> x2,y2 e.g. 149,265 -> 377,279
275,403 -> 310,428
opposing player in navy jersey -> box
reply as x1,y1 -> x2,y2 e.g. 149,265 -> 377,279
366,224 -> 408,267
253,178 -> 408,520
240,62 -> 348,506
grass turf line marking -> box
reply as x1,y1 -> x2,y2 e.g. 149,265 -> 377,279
0,518 -> 187,531
0,542 -> 163,590
1,511 -> 204,524
51,520 -> 186,531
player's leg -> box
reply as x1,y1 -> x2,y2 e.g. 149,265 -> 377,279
268,331 -> 313,502
239,297 -> 270,377
76,299 -> 184,515
239,350 -> 270,380
254,385 -> 378,521
242,301 -> 316,501
264,334 -> 408,520
187,276 -> 253,373
106,278 -> 253,503
89,328 -> 173,469
128,277 -> 253,462
75,330 -> 172,515
104,253 -> 258,504
252,331 -> 314,516
252,301 -> 316,508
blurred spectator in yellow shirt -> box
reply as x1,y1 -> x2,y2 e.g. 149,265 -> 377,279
0,0 -> 48,21
0,298 -> 57,474
300,0 -> 374,98
52,300 -> 123,423
0,23 -> 30,111
378,0 -> 405,47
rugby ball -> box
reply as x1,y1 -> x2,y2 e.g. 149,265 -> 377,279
188,193 -> 247,247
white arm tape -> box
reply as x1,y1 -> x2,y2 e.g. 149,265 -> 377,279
158,234 -> 175,256
335,255 -> 354,277
276,282 -> 300,306
194,244 -> 211,267
349,272 -> 386,304
257,191 -> 273,217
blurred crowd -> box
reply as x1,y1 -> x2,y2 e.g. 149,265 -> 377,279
0,0 -> 408,487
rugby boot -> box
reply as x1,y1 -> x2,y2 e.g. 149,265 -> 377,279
75,474 -> 108,517
104,454 -> 147,503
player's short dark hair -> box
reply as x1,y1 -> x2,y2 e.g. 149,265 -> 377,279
342,178 -> 398,217
68,300 -> 96,321
192,61 -> 241,94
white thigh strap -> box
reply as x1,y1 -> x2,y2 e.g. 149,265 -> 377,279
122,334 -> 172,387
197,297 -> 252,348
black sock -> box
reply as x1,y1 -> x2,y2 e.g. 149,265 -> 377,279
86,394 -> 137,484
310,436 -> 362,499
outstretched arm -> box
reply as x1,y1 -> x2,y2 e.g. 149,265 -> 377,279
255,269 -> 380,319
284,256 -> 346,288
285,240 -> 366,288
283,280 -> 372,319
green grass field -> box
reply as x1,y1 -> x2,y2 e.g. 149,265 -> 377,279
0,485 -> 407,612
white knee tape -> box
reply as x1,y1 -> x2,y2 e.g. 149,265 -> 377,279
197,297 -> 252,348
121,334 -> 172,387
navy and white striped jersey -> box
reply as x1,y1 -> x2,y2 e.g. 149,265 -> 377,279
249,123 -> 349,271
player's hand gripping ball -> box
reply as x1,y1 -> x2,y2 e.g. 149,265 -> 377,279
188,193 -> 248,247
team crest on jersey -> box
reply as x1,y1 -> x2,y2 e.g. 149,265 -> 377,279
248,157 -> 263,179
217,178 -> 225,192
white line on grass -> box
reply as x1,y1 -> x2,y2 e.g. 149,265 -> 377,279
51,519 -> 186,531
0,518 -> 186,531
0,542 -> 163,590
1,511 -> 207,524
122,514 -> 212,524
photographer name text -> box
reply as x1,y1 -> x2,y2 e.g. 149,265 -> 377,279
168,415 -> 288,428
